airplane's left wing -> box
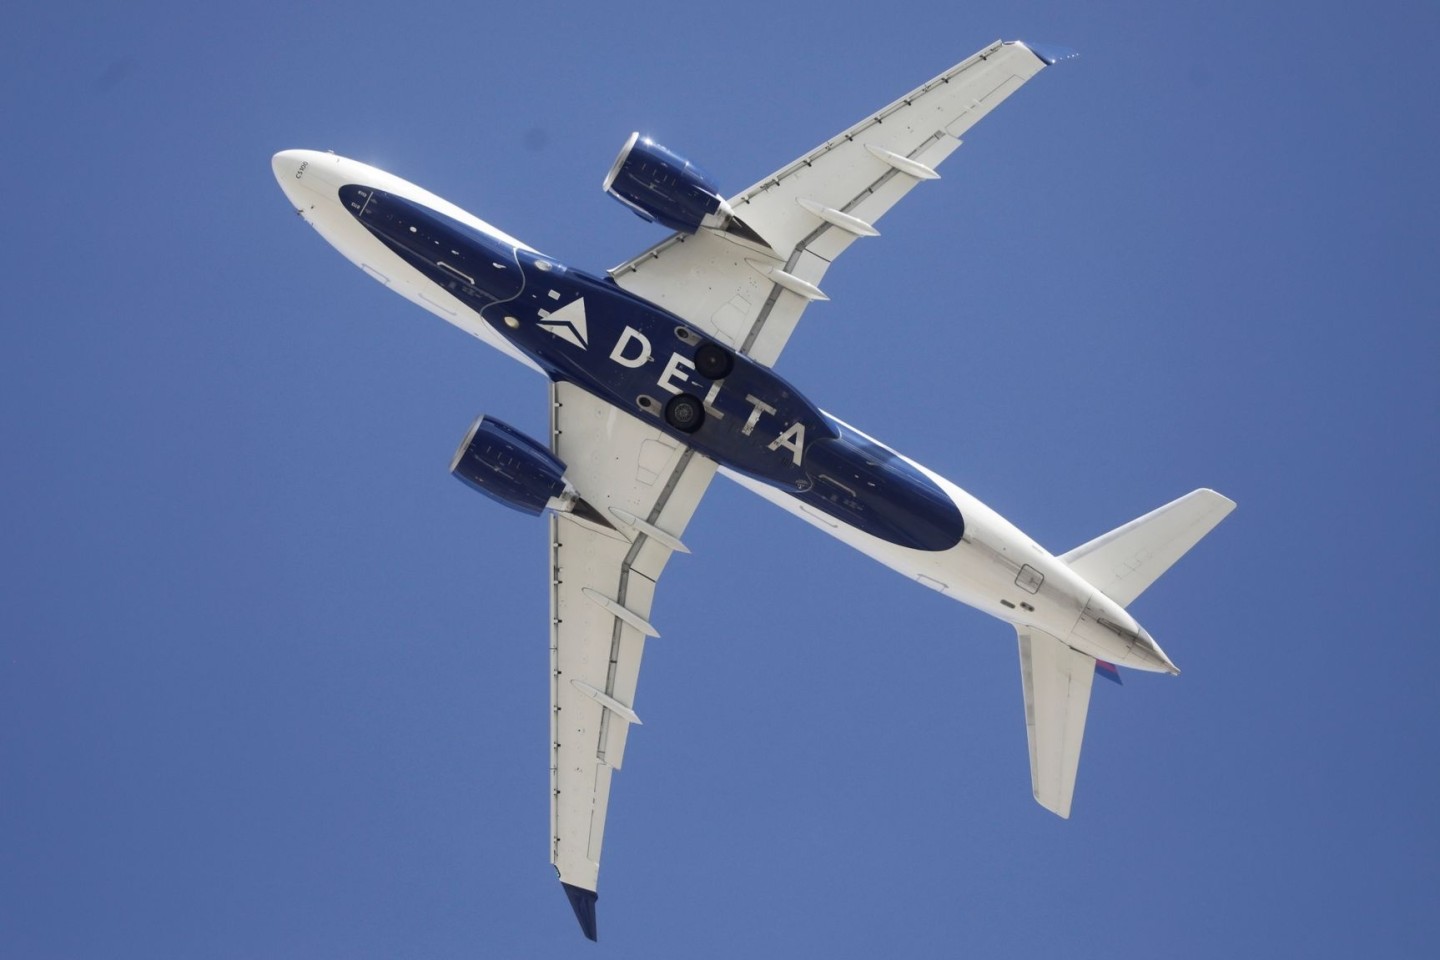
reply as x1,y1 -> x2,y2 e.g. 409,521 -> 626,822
610,39 -> 1070,368
546,379 -> 716,940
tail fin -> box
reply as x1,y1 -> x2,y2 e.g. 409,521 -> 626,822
1061,489 -> 1235,607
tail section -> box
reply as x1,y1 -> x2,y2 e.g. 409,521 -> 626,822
1019,490 -> 1233,818
1061,489 -> 1235,607
1094,660 -> 1123,685
1017,627 -> 1096,818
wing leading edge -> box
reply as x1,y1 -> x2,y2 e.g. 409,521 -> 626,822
548,380 -> 717,939
610,39 -> 1064,368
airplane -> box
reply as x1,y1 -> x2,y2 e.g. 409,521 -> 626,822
271,39 -> 1233,941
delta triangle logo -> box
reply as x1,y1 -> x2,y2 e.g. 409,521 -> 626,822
537,297 -> 589,350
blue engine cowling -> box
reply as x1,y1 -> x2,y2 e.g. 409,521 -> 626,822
450,415 -> 567,515
603,132 -> 725,234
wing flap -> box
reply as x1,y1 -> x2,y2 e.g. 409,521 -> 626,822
726,41 -> 1043,256
1017,627 -> 1096,819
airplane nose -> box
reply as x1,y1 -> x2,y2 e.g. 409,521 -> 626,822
272,150 -> 302,185
272,149 -> 322,209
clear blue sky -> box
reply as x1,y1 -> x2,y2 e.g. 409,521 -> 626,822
3,1 -> 1437,956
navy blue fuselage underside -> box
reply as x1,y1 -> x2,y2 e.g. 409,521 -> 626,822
339,184 -> 964,551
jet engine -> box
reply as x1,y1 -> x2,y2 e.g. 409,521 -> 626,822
449,415 -> 568,515
603,132 -> 763,242
449,416 -> 614,528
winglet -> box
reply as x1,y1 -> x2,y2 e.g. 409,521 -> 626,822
1011,40 -> 1080,66
562,882 -> 599,941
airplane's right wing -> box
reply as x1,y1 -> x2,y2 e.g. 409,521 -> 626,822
1016,626 -> 1096,819
547,380 -> 717,940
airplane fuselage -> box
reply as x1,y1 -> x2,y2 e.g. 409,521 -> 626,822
275,149 -> 1177,675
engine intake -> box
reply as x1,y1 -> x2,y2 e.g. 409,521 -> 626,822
450,415 -> 567,515
603,132 -> 729,234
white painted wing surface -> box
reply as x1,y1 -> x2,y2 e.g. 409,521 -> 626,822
1017,626 -> 1096,819
609,39 -> 1056,367
547,380 -> 716,923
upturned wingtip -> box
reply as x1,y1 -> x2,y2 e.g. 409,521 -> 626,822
561,882 -> 598,941
1011,40 -> 1081,66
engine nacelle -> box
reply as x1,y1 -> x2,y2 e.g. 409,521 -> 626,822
603,132 -> 728,234
450,415 -> 567,515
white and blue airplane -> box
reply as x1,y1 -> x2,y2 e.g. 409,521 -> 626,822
272,39 -> 1232,941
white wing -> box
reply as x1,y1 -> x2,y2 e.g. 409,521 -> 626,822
609,39 -> 1064,367
1016,626 -> 1096,819
547,379 -> 716,938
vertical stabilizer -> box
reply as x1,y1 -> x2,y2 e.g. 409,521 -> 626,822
1061,489 -> 1235,607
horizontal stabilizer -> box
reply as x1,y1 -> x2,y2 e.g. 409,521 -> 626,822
1018,627 -> 1096,818
1061,489 -> 1235,608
